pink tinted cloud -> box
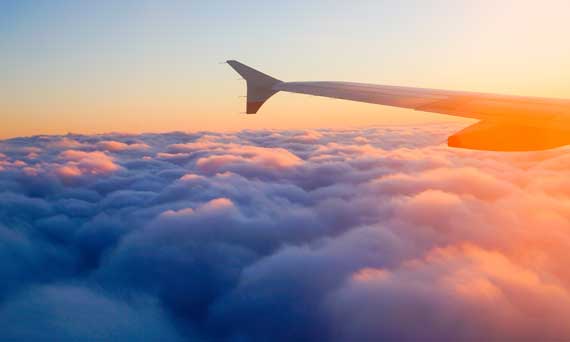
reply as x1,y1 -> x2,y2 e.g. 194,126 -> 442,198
57,150 -> 120,177
332,243 -> 570,340
372,167 -> 515,200
196,145 -> 302,174
161,198 -> 235,218
169,136 -> 303,172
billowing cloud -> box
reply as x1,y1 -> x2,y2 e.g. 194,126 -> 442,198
97,140 -> 150,152
0,285 -> 184,341
0,124 -> 569,341
57,150 -> 120,178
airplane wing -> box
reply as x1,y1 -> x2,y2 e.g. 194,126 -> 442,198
227,60 -> 570,151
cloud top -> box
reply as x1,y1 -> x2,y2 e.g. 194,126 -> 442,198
0,124 -> 569,341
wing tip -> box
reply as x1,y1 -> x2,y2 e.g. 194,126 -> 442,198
246,101 -> 265,114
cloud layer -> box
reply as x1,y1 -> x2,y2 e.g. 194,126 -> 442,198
0,124 -> 569,341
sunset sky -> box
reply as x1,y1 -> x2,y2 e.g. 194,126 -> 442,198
2,0 -> 569,138
2,2 -> 570,341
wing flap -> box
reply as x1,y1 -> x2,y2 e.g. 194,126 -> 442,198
448,121 -> 570,151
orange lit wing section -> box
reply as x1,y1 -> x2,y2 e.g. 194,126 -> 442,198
447,121 -> 570,151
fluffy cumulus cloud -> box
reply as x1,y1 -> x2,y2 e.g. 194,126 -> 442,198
0,124 -> 569,341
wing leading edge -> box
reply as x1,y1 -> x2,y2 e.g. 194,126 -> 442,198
227,60 -> 570,151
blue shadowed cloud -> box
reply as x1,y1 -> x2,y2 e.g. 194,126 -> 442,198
0,124 -> 570,341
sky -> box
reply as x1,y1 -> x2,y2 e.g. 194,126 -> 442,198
2,0 -> 570,138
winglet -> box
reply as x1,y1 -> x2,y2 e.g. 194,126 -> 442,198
227,60 -> 282,114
